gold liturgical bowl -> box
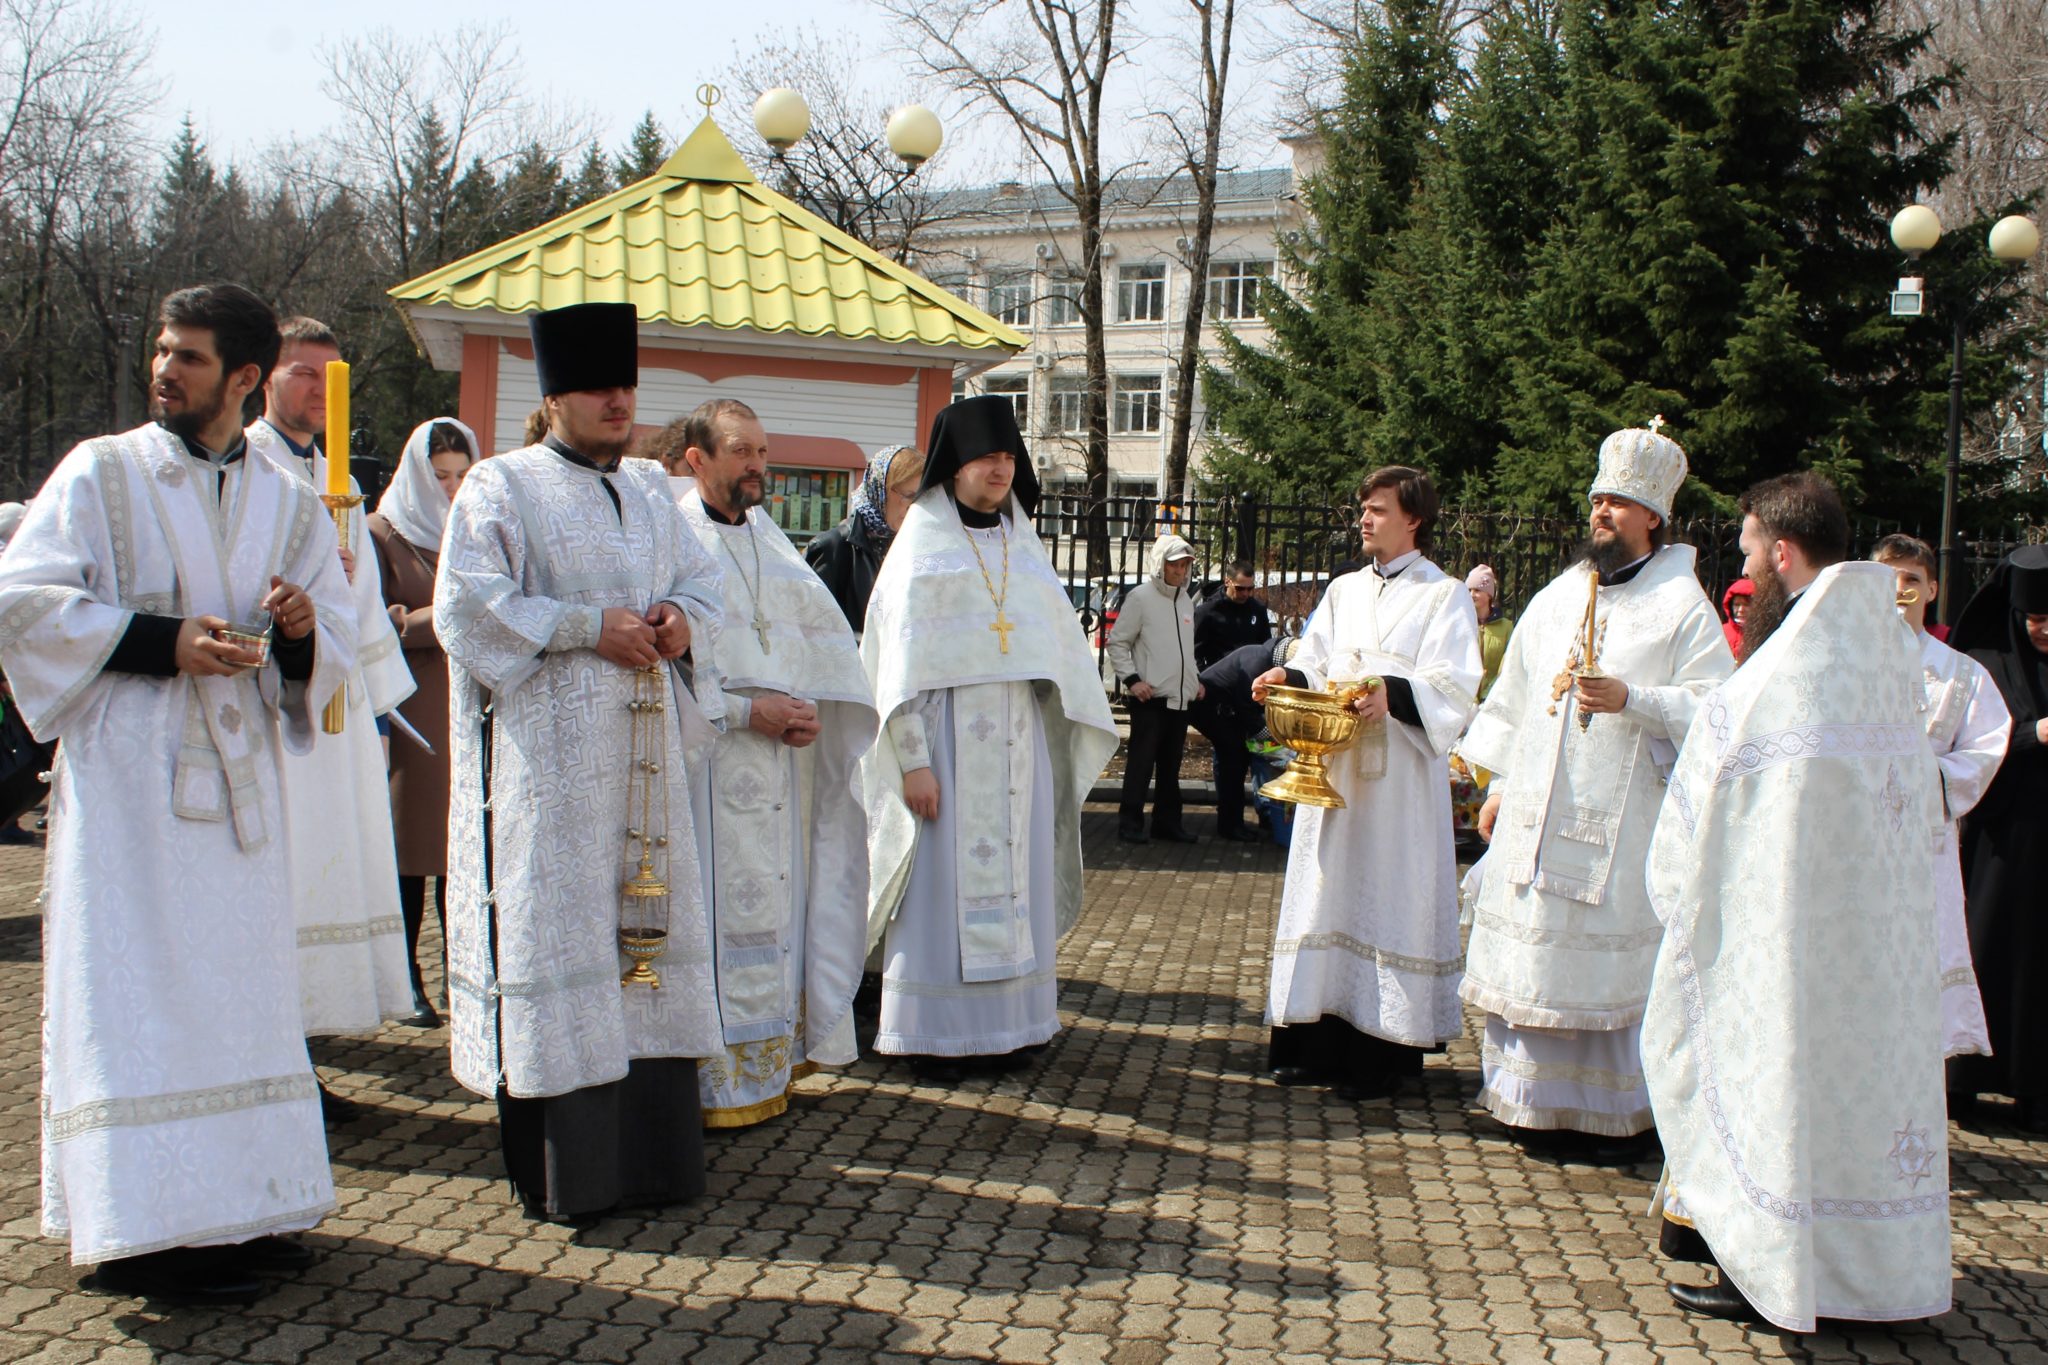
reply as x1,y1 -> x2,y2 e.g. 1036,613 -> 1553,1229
1257,682 -> 1373,809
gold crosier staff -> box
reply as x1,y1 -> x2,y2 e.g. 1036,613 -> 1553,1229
319,360 -> 361,734
619,665 -> 673,986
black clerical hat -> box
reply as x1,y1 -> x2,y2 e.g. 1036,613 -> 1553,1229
528,302 -> 639,396
2007,544 -> 2048,614
917,394 -> 1039,515
1953,543 -> 2048,656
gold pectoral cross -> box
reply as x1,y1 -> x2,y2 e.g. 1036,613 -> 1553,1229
990,612 -> 1014,654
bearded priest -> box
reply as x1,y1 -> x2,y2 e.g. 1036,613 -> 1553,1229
675,398 -> 877,1128
859,396 -> 1116,1083
1252,466 -> 1483,1102
436,302 -> 726,1223
1644,473 -> 1950,1331
0,284 -> 353,1303
1457,426 -> 1732,1159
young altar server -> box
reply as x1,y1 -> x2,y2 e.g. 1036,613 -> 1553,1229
1252,466 -> 1483,1102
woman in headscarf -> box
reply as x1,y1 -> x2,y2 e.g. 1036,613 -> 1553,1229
1464,564 -> 1514,701
804,444 -> 926,637
367,418 -> 478,1028
1719,576 -> 1753,657
1949,545 -> 2048,1131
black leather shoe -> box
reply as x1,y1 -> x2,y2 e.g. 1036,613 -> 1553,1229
1268,1066 -> 1320,1087
1581,1133 -> 1660,1167
1670,1274 -> 1765,1323
89,1249 -> 266,1306
319,1084 -> 364,1126
908,1056 -> 967,1084
398,990 -> 442,1030
228,1235 -> 319,1273
1117,829 -> 1149,845
1334,1079 -> 1396,1103
1216,826 -> 1259,842
1154,828 -> 1201,844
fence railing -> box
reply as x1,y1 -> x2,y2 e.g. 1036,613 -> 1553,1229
1034,490 -> 2048,644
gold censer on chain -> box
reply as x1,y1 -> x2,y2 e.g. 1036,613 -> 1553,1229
619,664 -> 672,987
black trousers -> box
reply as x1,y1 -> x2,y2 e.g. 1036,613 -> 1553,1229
1659,1216 -> 1716,1266
1267,1015 -> 1424,1090
1120,699 -> 1188,835
1191,703 -> 1255,834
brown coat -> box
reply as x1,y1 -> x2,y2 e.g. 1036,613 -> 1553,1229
369,513 -> 453,876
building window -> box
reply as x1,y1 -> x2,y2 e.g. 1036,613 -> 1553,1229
986,270 -> 1033,328
984,373 -> 1030,428
1047,375 -> 1088,435
1113,374 -> 1163,435
951,370 -> 968,402
1046,275 -> 1083,326
764,468 -> 850,543
1117,262 -> 1167,323
1208,260 -> 1272,320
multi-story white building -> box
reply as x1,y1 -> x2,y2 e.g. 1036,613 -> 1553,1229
911,147 -> 1309,506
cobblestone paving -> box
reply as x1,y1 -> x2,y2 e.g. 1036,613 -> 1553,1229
2,813 -> 2045,1363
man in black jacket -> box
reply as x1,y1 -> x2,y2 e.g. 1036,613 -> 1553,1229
1192,635 -> 1291,842
1194,561 -> 1273,670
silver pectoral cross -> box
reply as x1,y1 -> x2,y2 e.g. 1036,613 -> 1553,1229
754,616 -> 771,652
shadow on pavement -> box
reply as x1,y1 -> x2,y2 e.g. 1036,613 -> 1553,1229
91,1235 -> 919,1361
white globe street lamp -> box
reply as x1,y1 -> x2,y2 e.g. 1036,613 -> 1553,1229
886,105 -> 945,169
752,88 -> 811,152
1888,205 -> 2041,624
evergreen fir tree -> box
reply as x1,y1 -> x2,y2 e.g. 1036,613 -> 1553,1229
614,112 -> 669,186
1202,0 -> 1458,502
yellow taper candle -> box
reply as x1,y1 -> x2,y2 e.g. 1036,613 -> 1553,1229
323,359 -> 350,495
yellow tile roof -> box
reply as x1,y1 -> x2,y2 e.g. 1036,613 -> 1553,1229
389,116 -> 1024,354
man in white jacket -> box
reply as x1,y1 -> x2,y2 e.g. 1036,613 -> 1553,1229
1108,535 -> 1203,844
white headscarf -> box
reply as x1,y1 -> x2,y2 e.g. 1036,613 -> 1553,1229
376,417 -> 478,553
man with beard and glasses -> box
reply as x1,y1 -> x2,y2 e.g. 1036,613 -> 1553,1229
0,284 -> 354,1303
674,399 -> 877,1128
1644,472 -> 1949,1331
436,302 -> 726,1223
1456,425 -> 1732,1162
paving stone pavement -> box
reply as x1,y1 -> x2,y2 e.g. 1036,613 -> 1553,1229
2,812 -> 2045,1364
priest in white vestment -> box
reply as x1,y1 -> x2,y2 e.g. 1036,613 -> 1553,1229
861,396 -> 1116,1083
437,303 -> 725,1222
248,317 -> 418,1054
1458,427 -> 1731,1155
1253,466 -> 1482,1102
0,285 -> 353,1304
675,398 -> 877,1127
1871,536 -> 2009,1059
1645,473 -> 1950,1331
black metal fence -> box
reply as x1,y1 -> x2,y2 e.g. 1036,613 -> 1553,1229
1036,490 -> 2048,640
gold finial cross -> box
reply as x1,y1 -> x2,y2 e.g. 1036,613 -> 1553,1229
1646,414 -> 1667,435
697,84 -> 723,113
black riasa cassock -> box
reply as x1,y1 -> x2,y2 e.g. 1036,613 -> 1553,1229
1951,546 -> 2048,1106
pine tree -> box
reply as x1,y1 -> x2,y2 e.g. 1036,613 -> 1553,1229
1492,0 -> 1970,518
614,112 -> 669,186
1201,0 -> 1458,502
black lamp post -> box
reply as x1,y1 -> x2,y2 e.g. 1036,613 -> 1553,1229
1888,205 -> 2041,627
